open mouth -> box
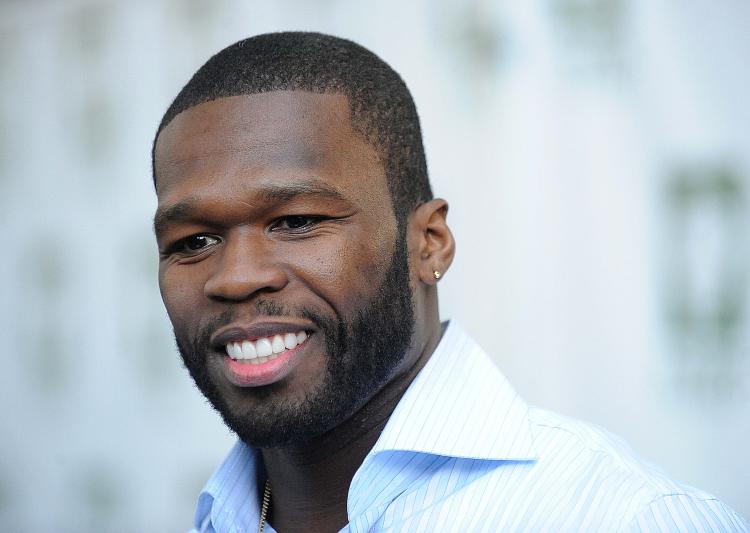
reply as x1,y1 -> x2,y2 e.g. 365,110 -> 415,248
225,330 -> 308,365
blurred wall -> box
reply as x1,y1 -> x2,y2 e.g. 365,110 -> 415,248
1,0 -> 748,531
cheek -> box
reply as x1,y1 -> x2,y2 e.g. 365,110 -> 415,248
158,265 -> 206,330
288,235 -> 388,309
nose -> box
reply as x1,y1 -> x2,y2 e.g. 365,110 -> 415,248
204,231 -> 288,301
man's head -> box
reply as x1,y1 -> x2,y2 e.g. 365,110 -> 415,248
153,31 -> 432,229
152,32 -> 454,448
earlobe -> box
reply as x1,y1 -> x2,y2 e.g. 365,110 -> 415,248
411,199 -> 456,285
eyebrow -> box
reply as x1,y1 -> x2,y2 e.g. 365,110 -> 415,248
153,179 -> 348,236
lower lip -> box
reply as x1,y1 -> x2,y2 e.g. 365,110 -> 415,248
221,339 -> 308,387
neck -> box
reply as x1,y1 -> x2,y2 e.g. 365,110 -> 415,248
260,319 -> 445,533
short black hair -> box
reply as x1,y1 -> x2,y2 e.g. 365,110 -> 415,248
152,31 -> 432,227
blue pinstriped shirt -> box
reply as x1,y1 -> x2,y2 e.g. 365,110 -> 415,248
191,322 -> 748,532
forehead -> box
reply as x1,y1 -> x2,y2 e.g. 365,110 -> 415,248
154,91 -> 388,208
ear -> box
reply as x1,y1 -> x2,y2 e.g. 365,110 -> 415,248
409,198 -> 456,285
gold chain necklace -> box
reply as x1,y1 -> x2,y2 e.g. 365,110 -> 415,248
258,480 -> 271,533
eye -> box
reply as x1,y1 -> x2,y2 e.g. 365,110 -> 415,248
270,215 -> 325,233
184,234 -> 220,250
166,234 -> 221,255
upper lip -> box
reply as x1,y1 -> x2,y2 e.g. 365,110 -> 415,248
210,320 -> 316,349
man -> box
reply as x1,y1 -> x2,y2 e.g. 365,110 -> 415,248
152,32 -> 747,532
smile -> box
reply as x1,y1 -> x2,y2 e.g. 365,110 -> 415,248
225,331 -> 308,365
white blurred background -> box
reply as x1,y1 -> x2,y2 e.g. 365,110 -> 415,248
1,0 -> 748,531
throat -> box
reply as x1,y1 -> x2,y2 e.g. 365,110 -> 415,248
259,374 -> 408,532
261,415 -> 388,532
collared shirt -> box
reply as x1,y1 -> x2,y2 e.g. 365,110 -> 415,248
191,322 -> 748,532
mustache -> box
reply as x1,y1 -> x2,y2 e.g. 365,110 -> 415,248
192,299 -> 345,353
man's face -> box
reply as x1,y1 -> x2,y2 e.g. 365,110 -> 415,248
154,92 -> 415,447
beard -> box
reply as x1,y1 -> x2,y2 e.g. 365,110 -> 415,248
174,230 -> 415,447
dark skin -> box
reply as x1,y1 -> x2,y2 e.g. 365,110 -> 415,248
154,91 -> 455,532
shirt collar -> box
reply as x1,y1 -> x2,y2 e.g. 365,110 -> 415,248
368,321 -> 538,461
194,440 -> 262,532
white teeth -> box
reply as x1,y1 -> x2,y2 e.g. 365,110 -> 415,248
241,340 -> 256,359
271,335 -> 286,354
225,330 -> 309,361
256,338 -> 273,357
227,342 -> 241,358
284,333 -> 297,349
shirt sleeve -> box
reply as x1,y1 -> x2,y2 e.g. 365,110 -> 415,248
620,493 -> 749,532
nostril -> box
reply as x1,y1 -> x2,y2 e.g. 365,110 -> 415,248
204,264 -> 289,301
205,275 -> 287,301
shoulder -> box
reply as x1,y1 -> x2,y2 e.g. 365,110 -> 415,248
521,406 -> 748,531
620,493 -> 749,532
527,406 -> 699,498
